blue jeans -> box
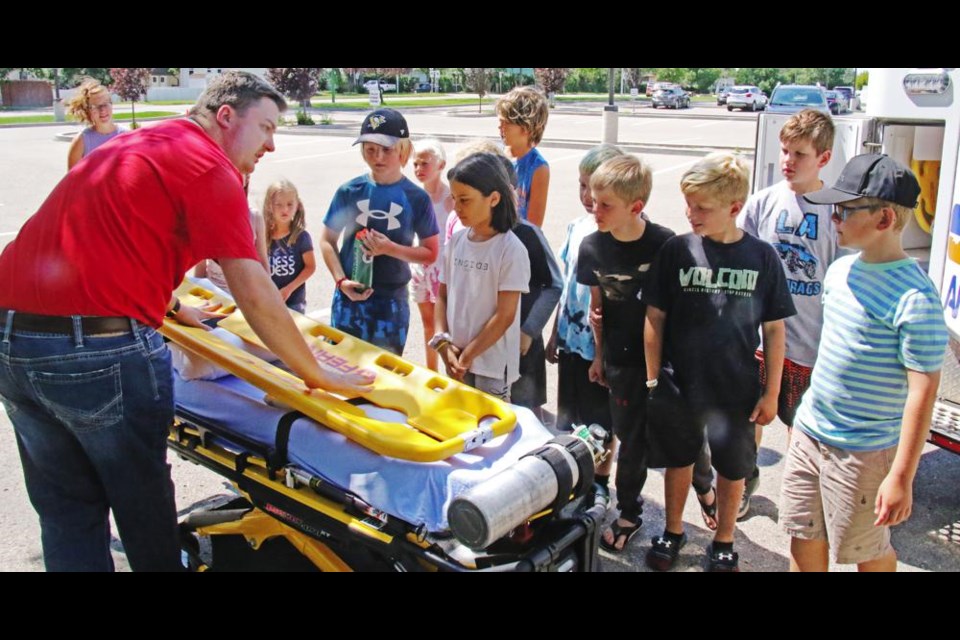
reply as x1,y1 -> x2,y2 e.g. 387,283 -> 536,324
0,313 -> 181,571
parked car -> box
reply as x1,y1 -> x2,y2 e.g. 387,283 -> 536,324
363,79 -> 397,93
651,86 -> 690,109
824,90 -> 848,115
725,85 -> 767,112
716,86 -> 732,105
766,84 -> 830,115
833,86 -> 858,111
413,82 -> 433,93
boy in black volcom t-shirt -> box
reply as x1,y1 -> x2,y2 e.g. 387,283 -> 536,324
643,153 -> 795,572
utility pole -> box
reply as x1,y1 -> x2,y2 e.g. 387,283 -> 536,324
603,68 -> 618,144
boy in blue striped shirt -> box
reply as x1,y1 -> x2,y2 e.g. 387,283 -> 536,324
781,154 -> 948,572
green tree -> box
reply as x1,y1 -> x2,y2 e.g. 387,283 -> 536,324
653,68 -> 688,85
735,68 -> 782,95
564,68 -> 607,92
822,68 -> 849,88
61,68 -> 112,88
855,71 -> 869,90
688,68 -> 721,93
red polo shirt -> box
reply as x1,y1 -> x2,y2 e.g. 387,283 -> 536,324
0,119 -> 258,327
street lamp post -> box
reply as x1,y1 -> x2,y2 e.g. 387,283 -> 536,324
603,67 -> 618,143
52,68 -> 65,123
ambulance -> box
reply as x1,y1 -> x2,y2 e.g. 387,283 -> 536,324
752,68 -> 960,454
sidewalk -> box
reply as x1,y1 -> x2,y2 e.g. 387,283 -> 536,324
2,100 -> 755,156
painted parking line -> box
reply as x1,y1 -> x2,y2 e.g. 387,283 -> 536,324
275,138 -> 349,149
548,152 -> 589,163
271,149 -> 356,164
653,159 -> 699,175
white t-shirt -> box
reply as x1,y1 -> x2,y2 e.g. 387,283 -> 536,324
440,229 -> 530,383
738,180 -> 848,367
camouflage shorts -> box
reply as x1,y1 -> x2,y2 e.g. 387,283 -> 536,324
331,289 -> 409,356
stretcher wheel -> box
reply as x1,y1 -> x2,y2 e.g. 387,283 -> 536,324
178,523 -> 204,572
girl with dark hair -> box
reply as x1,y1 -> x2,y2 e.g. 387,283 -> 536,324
432,153 -> 530,400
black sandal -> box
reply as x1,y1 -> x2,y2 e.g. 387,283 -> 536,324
599,515 -> 642,553
707,543 -> 740,572
696,486 -> 718,531
646,531 -> 687,571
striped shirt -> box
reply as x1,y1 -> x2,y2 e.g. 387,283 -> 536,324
795,254 -> 947,451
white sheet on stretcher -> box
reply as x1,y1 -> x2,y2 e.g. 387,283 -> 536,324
174,373 -> 553,533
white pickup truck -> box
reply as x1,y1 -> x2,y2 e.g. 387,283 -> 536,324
363,79 -> 396,93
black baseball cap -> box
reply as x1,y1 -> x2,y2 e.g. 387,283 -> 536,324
353,108 -> 409,148
804,154 -> 920,208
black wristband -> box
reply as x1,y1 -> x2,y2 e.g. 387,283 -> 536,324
166,298 -> 181,318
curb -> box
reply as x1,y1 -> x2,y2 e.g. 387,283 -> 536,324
275,126 -> 754,158
4,113 -> 182,131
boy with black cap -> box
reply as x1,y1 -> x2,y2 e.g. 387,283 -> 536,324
781,154 -> 948,572
319,108 -> 440,354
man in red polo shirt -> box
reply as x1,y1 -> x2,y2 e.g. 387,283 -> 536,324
0,71 -> 374,572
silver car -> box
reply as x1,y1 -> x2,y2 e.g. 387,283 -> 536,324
726,85 -> 767,112
767,84 -> 830,115
651,86 -> 690,109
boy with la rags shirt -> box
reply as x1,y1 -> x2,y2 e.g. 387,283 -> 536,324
782,154 -> 947,572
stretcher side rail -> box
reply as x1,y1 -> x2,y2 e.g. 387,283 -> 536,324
171,409 -> 404,535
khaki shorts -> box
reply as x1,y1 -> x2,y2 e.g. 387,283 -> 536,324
780,428 -> 896,565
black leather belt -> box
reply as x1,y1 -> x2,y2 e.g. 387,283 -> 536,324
1,310 -> 132,336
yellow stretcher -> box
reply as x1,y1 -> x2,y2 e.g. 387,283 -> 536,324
160,280 -> 517,462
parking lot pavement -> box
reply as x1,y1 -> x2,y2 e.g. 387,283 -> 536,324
1,117 -> 958,572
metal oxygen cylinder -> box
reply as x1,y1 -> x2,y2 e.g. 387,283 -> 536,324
447,424 -> 609,550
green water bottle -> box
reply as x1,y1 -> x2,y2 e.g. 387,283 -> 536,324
351,229 -> 374,291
